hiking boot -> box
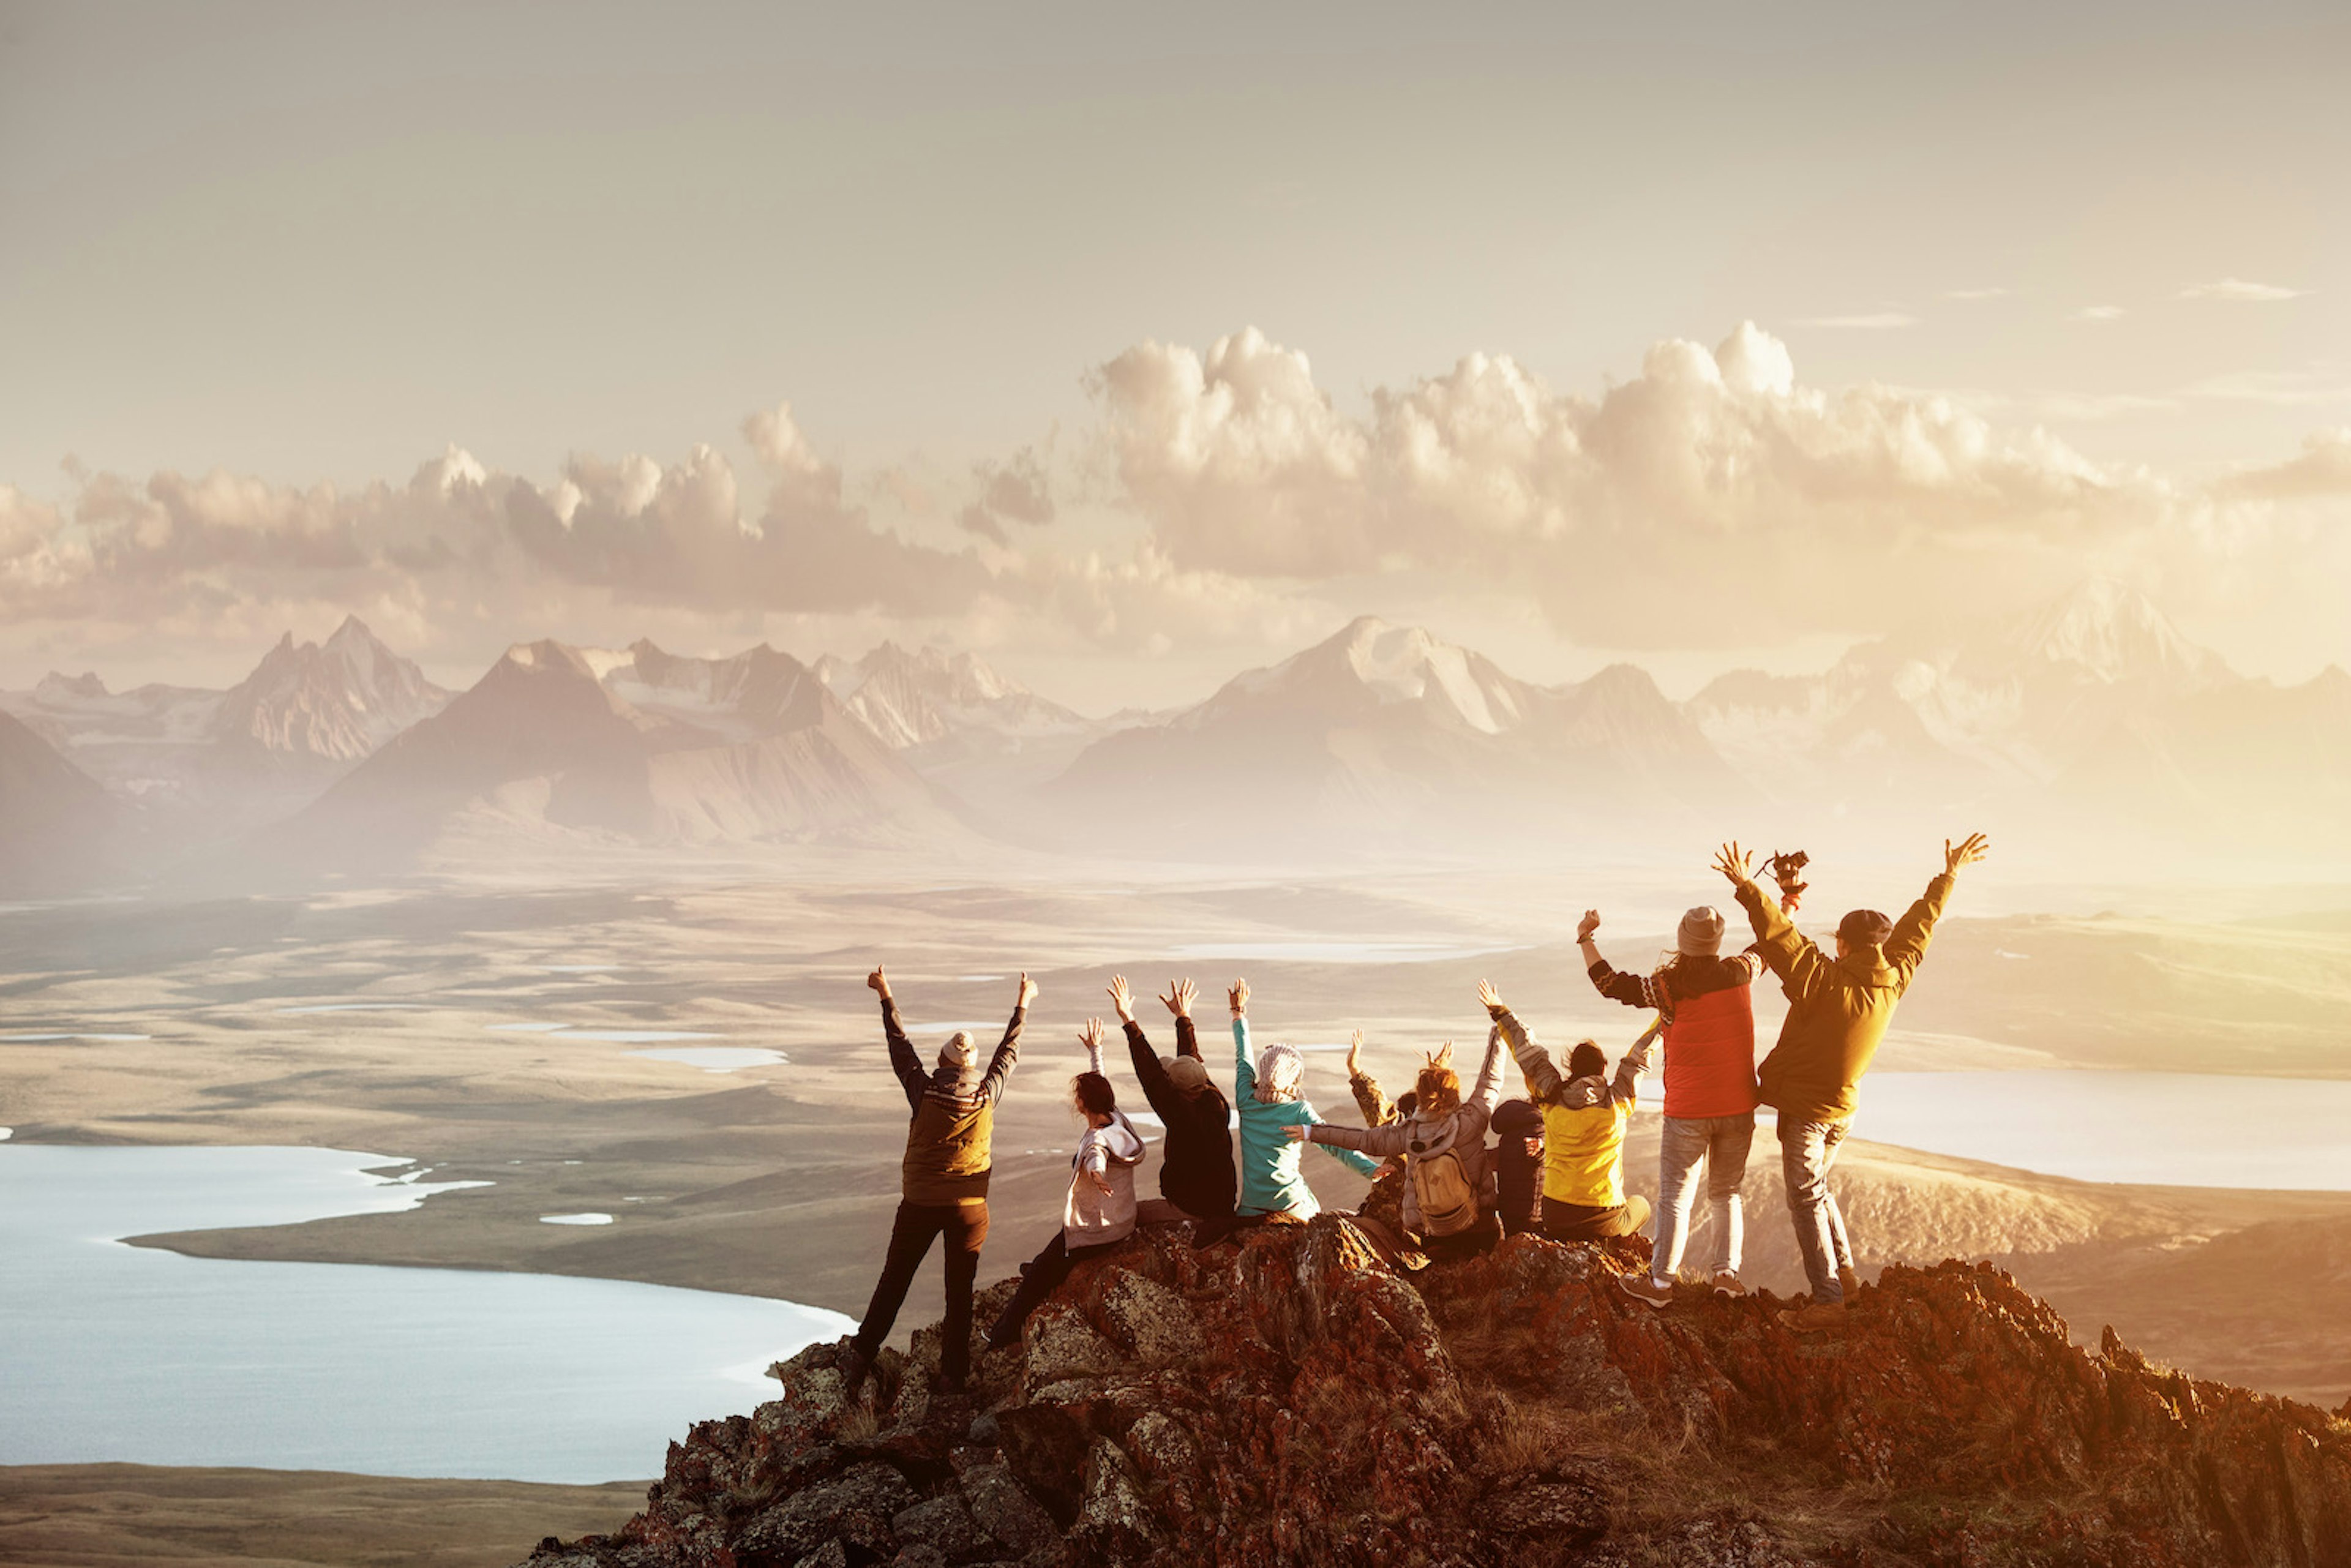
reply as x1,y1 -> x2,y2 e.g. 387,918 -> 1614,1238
1617,1273 -> 1674,1311
1839,1266 -> 1864,1302
1710,1269 -> 1745,1298
1777,1300 -> 1848,1332
838,1348 -> 872,1401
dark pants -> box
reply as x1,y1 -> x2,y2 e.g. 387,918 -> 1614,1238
852,1198 -> 989,1384
987,1231 -> 1123,1348
1539,1193 -> 1652,1242
1419,1209 -> 1504,1261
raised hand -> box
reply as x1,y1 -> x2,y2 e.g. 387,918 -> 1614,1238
1945,832 -> 1991,875
1575,909 -> 1601,942
1429,1041 -> 1454,1070
1476,978 -> 1504,1013
1079,1016 -> 1105,1053
1712,841 -> 1753,885
1344,1028 -> 1365,1076
1107,975 -> 1135,1022
1159,977 -> 1196,1018
1228,978 -> 1250,1016
1017,972 -> 1039,1008
866,965 -> 890,998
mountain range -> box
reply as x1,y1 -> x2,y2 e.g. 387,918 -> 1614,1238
3,580 -> 2345,887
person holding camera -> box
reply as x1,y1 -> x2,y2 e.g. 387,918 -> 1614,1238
1715,834 -> 1991,1330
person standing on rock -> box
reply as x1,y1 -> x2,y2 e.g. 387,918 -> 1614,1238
984,1017 -> 1147,1351
1581,904 -> 1768,1310
843,966 -> 1031,1398
1481,980 -> 1662,1244
1108,975 -> 1238,1224
1198,978 -> 1381,1240
1715,833 -> 1990,1331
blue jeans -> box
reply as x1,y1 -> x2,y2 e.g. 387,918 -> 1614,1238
1652,1112 -> 1755,1280
1777,1115 -> 1854,1304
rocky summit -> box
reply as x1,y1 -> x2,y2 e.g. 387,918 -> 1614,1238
520,1204 -> 2351,1568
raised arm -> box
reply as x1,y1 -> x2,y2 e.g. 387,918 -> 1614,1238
1610,1016 -> 1663,1107
1479,979 -> 1564,1101
974,971 -> 1035,1107
1160,978 -> 1204,1059
1112,976 -> 1176,1109
1344,1029 -> 1395,1125
1466,1024 -> 1506,1115
1719,841 -> 1830,1003
1229,978 -> 1254,1100
1578,910 -> 1657,1010
871,966 -> 926,1110
1886,834 -> 1985,985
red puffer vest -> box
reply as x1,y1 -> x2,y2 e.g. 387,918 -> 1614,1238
1660,984 -> 1760,1119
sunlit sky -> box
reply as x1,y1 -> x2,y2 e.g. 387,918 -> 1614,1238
3,1 -> 2345,708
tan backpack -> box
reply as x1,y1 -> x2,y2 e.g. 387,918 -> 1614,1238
1409,1139 -> 1481,1237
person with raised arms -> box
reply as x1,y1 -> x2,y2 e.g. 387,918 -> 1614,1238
1715,832 -> 1990,1330
1204,978 -> 1380,1239
842,966 -> 1030,1398
1107,975 -> 1237,1224
984,1016 -> 1146,1349
1480,978 -> 1662,1244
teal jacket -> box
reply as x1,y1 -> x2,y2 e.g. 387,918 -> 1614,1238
1232,1018 -> 1380,1216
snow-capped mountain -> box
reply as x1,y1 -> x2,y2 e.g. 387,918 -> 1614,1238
816,642 -> 1091,751
287,637 -> 956,864
1052,617 -> 1738,850
0,709 -> 116,889
210,616 -> 451,763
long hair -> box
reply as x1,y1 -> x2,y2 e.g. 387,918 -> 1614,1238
1413,1055 -> 1461,1120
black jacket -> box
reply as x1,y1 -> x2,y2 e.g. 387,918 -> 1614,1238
1123,1016 -> 1239,1219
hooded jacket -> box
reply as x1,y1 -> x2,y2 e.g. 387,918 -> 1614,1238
1588,949 -> 1764,1119
1063,1037 -> 1147,1245
1307,1027 -> 1506,1235
883,996 -> 1022,1204
1738,870 -> 1955,1123
1231,1017 -> 1382,1217
1490,1006 -> 1660,1210
1122,1015 -> 1238,1218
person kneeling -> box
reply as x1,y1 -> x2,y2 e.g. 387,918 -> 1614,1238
1480,980 -> 1660,1244
985,1018 -> 1145,1351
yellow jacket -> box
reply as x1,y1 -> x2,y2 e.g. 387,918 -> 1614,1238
1490,1006 -> 1659,1209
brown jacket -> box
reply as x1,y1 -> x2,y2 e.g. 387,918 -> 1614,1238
1740,871 -> 1954,1123
884,996 -> 1023,1204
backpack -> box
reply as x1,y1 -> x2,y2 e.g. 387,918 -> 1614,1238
1409,1142 -> 1481,1237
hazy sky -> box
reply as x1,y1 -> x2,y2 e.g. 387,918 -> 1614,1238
2,1 -> 2345,707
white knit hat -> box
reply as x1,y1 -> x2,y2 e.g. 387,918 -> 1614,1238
935,1030 -> 977,1075
1253,1043 -> 1303,1103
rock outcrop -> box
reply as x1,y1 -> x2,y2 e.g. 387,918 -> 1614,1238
521,1212 -> 2351,1567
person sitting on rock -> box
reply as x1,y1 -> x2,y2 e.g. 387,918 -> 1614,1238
844,966 -> 1030,1398
1291,1025 -> 1509,1259
1489,1091 -> 1545,1237
1481,978 -> 1661,1244
984,1017 -> 1147,1352
1581,903 -> 1768,1310
1196,978 -> 1380,1241
1108,974 -> 1237,1225
1715,833 -> 1989,1332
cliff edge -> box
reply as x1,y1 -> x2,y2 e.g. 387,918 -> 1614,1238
521,1215 -> 2351,1567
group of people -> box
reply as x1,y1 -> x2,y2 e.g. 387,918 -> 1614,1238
841,833 -> 1990,1396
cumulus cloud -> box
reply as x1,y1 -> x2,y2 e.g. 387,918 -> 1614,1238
2218,429 -> 2351,500
957,445 -> 1056,545
1093,320 -> 2183,644
2179,278 -> 2308,302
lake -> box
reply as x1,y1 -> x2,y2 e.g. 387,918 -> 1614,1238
0,1145 -> 850,1483
1829,1071 -> 2351,1191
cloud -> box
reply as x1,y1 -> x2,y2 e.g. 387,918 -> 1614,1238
2217,429 -> 2351,500
1798,312 -> 1919,329
2178,278 -> 2308,302
957,445 -> 1056,546
1093,321 -> 2214,645
2072,306 -> 2126,323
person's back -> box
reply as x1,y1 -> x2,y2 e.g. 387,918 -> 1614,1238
1110,976 -> 1237,1220
1488,1097 -> 1544,1235
1482,978 -> 1659,1242
1304,1029 -> 1505,1247
1225,980 -> 1379,1220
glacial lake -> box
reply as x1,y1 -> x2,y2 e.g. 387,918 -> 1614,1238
1820,1071 -> 2351,1191
0,1145 -> 850,1483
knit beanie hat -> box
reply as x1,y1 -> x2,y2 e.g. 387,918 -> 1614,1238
1677,906 -> 1727,957
935,1030 -> 978,1075
1837,909 -> 1893,947
1165,1054 -> 1209,1093
1253,1043 -> 1303,1103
